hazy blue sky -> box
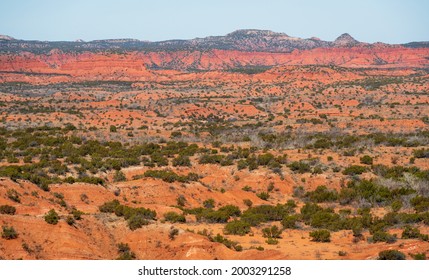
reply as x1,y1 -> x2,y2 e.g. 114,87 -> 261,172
1,0 -> 428,43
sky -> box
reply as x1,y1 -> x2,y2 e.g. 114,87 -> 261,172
1,0 -> 428,43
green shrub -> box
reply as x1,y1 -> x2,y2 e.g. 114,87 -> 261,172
309,229 -> 331,242
2,226 -> 18,240
410,253 -> 426,260
72,209 -> 84,220
196,209 -> 230,223
343,165 -> 367,175
164,211 -> 186,223
378,250 -> 406,260
109,125 -> 117,133
144,169 -> 197,183
99,200 -> 120,213
410,196 -> 429,212
203,199 -> 215,209
224,220 -> 251,236
127,214 -> 149,230
305,185 -> 338,203
44,209 -> 60,225
210,234 -> 242,251
66,216 -> 75,226
360,155 -> 373,165
116,243 -> 136,260
262,225 -> 282,239
413,148 -> 429,158
256,192 -> 270,201
6,189 -> 20,203
176,195 -> 186,207
401,226 -> 421,239
265,238 -> 279,245
391,200 -> 403,212
172,155 -> 191,167
218,205 -> 241,217
113,170 -> 126,182
371,231 -> 397,243
288,161 -> 311,173
0,205 -> 16,215
281,215 -> 298,229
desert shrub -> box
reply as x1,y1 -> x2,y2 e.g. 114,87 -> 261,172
372,164 -> 420,180
378,250 -> 406,260
242,203 -> 295,227
144,169 -> 197,183
116,243 -> 136,260
256,191 -> 270,201
218,205 -> 241,217
300,202 -> 326,221
395,212 -> 422,224
224,220 -> 251,236
413,148 -> 429,158
169,227 -> 179,240
172,155 -> 191,167
199,154 -> 225,165
164,212 -> 186,223
390,200 -> 403,212
114,205 -> 156,220
343,165 -> 366,175
149,152 -> 168,166
265,238 -> 279,245
109,125 -> 117,132
281,215 -> 298,229
170,131 -> 182,138
338,251 -> 347,257
401,226 -> 421,239
309,229 -> 331,242
312,138 -> 333,149
0,205 -> 16,215
75,176 -> 105,186
360,155 -> 373,165
203,199 -> 215,209
288,161 -> 311,173
309,211 -> 344,231
99,199 -> 120,213
262,225 -> 282,239
113,170 -> 126,182
410,253 -> 426,260
176,195 -> 186,207
293,186 -> 305,198
44,209 -> 59,225
257,153 -> 275,166
127,214 -> 149,230
304,185 -> 338,203
72,209 -> 83,220
66,216 -> 75,226
371,231 -> 397,243
410,196 -> 429,212
237,160 -> 248,170
2,226 -> 18,240
210,234 -> 242,251
340,180 -> 408,206
196,209 -> 230,223
240,212 -> 267,226
243,199 -> 253,207
6,189 -> 20,203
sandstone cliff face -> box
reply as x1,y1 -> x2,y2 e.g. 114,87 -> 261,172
0,46 -> 428,84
